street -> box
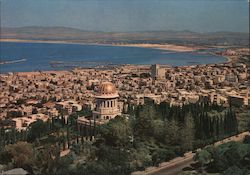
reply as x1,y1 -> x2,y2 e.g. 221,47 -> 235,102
132,131 -> 250,175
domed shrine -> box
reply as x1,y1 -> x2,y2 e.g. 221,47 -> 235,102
93,82 -> 121,121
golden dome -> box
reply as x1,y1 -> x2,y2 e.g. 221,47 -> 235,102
97,82 -> 117,96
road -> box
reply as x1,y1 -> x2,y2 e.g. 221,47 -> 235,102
148,156 -> 194,175
132,131 -> 250,175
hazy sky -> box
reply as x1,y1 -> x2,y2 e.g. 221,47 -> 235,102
1,0 -> 249,32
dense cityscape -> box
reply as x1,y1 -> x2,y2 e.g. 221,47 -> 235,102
1,48 -> 249,124
1,1 -> 250,175
0,45 -> 250,175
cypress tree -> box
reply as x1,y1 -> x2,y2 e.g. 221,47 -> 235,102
67,126 -> 70,149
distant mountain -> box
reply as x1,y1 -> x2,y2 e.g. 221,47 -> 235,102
1,26 -> 249,46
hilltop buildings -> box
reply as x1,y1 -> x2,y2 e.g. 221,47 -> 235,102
0,48 -> 249,130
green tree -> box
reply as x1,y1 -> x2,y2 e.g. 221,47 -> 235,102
0,147 -> 12,165
151,119 -> 165,142
99,116 -> 132,147
193,149 -> 212,172
179,114 -> 195,151
243,135 -> 250,144
152,148 -> 175,166
223,166 -> 247,175
164,119 -> 180,146
6,142 -> 34,168
79,161 -> 108,175
33,144 -> 61,175
131,147 -> 152,170
27,120 -> 48,142
134,104 -> 157,139
212,141 -> 250,171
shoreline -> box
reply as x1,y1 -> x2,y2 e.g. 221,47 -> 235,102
0,38 -> 231,74
112,43 -> 200,52
1,38 -> 199,52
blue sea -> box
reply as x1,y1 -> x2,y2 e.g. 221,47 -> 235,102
0,42 -> 227,73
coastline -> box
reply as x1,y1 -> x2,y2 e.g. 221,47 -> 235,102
112,43 -> 199,52
0,38 -> 84,45
0,38 -> 231,70
0,38 -> 198,52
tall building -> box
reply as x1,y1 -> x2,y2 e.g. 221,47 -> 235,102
151,64 -> 166,80
93,82 -> 121,121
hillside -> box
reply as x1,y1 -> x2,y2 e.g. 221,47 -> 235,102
1,26 -> 249,46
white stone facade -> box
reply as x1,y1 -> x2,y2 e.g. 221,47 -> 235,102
93,82 -> 121,121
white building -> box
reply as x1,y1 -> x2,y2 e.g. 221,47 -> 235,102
93,82 -> 121,121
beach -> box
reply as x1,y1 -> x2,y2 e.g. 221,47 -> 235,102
0,39 -> 199,52
112,43 -> 200,52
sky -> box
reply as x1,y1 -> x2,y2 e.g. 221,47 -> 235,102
1,0 -> 249,33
